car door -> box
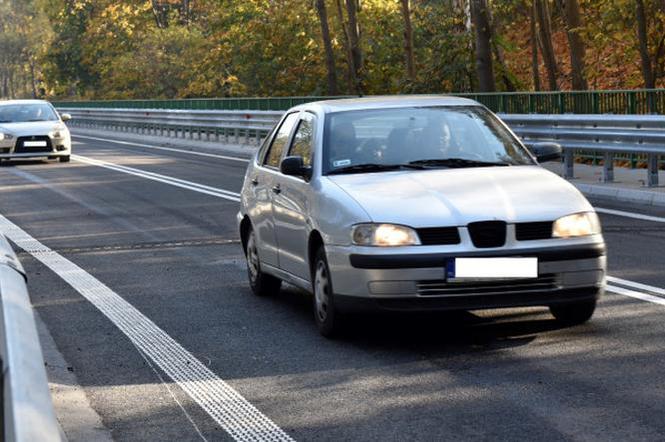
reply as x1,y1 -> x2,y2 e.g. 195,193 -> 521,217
272,112 -> 316,281
248,112 -> 300,269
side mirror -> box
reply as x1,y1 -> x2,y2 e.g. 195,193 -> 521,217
280,156 -> 312,180
529,142 -> 562,163
61,113 -> 72,122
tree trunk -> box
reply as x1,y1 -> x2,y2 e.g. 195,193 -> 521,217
636,0 -> 655,89
535,0 -> 558,90
400,0 -> 416,84
530,0 -> 541,91
557,0 -> 588,90
315,0 -> 339,95
151,0 -> 168,28
334,0 -> 356,92
470,0 -> 495,92
345,0 -> 363,94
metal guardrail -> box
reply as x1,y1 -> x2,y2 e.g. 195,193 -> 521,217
61,107 -> 665,187
55,89 -> 665,114
0,235 -> 61,442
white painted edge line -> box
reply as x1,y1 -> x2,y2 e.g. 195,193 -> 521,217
73,134 -> 250,163
72,154 -> 241,202
595,207 -> 665,223
606,284 -> 665,307
0,214 -> 293,442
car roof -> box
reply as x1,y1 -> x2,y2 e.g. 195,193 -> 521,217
300,95 -> 481,114
0,99 -> 51,106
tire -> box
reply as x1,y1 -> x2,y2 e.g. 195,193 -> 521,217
312,247 -> 343,338
550,299 -> 596,325
59,156 -> 71,163
245,228 -> 281,296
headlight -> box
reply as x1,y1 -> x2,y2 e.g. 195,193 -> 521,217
552,212 -> 601,238
0,133 -> 14,141
352,223 -> 421,246
49,125 -> 67,139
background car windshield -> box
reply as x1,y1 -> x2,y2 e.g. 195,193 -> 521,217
323,106 -> 534,173
0,103 -> 59,123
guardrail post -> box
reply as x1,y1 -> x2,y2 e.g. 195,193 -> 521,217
648,154 -> 659,187
234,128 -> 239,144
564,149 -> 575,179
603,152 -> 614,182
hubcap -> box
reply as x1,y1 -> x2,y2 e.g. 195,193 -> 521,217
314,261 -> 330,322
246,233 -> 260,283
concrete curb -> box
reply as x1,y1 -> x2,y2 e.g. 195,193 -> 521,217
575,183 -> 665,207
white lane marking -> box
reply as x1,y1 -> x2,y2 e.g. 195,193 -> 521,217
72,155 -> 241,202
606,284 -> 665,307
595,207 -> 665,223
0,214 -> 293,442
73,135 -> 250,163
607,276 -> 665,297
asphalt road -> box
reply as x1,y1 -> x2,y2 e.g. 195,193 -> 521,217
2,133 -> 665,441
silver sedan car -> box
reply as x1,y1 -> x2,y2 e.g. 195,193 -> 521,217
0,100 -> 72,163
238,96 -> 606,337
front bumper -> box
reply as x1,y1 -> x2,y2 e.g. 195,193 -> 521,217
326,241 -> 606,313
0,136 -> 71,159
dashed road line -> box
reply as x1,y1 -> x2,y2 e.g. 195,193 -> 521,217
72,154 -> 241,202
73,135 -> 250,163
0,213 -> 293,442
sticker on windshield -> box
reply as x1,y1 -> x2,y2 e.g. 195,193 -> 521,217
333,159 -> 351,167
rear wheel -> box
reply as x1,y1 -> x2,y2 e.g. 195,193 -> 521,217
59,156 -> 70,163
550,299 -> 596,325
245,228 -> 281,296
313,247 -> 343,338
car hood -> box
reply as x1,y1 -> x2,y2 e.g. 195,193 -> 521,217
327,166 -> 593,227
0,121 -> 62,136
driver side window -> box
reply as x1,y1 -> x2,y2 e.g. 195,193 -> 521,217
264,112 -> 299,168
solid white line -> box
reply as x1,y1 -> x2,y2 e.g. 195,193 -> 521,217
73,134 -> 250,163
595,207 -> 665,223
606,284 -> 665,307
607,276 -> 665,297
0,214 -> 293,442
72,155 -> 241,202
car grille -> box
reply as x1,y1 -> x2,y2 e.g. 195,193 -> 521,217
516,221 -> 553,241
416,274 -> 558,297
416,227 -> 461,245
15,136 -> 53,153
467,221 -> 506,248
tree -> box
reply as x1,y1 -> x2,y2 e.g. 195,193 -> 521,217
400,0 -> 416,84
315,0 -> 338,95
557,0 -> 588,90
635,0 -> 655,89
534,0 -> 558,90
471,0 -> 495,92
530,0 -> 541,91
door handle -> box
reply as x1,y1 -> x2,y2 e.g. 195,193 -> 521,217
251,177 -> 259,186
271,184 -> 281,194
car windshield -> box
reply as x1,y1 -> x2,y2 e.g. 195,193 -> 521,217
0,103 -> 59,123
323,106 -> 534,174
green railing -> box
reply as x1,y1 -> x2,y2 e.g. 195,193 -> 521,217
55,89 -> 665,114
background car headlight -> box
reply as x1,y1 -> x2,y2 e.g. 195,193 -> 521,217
0,133 -> 14,141
352,223 -> 421,246
552,212 -> 601,238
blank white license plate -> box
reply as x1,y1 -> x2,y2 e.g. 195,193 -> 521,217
24,141 -> 47,147
447,257 -> 538,281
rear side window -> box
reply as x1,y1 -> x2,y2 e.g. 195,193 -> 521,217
288,114 -> 315,167
264,113 -> 299,168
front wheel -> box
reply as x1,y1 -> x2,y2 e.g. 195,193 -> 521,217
550,299 -> 596,325
313,247 -> 343,338
245,228 -> 281,296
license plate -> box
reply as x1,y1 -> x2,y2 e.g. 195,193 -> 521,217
24,141 -> 47,147
446,257 -> 538,281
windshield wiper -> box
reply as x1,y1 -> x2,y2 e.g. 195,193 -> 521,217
26,119 -> 47,122
327,163 -> 426,175
408,158 -> 510,168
